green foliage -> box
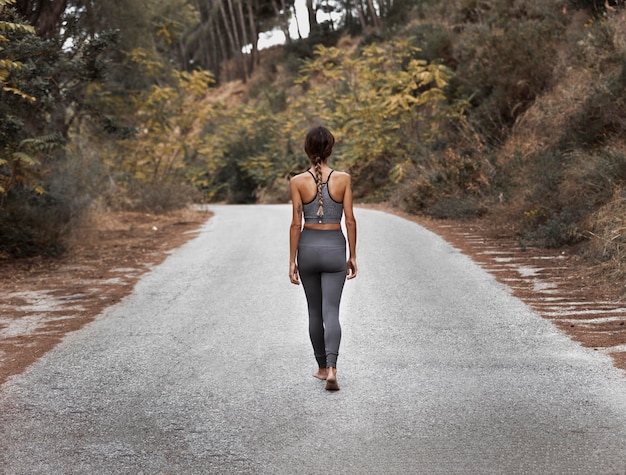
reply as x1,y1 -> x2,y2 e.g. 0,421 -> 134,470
189,38 -> 460,203
1,7 -> 119,195
404,23 -> 454,64
0,2 -> 121,256
195,97 -> 303,203
392,144 -> 491,218
103,68 -> 215,209
0,188 -> 71,257
293,40 -> 457,197
522,208 -> 583,248
0,4 -> 40,197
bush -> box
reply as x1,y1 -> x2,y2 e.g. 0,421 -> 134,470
560,148 -> 626,211
521,207 -> 584,247
282,31 -> 342,75
405,23 -> 454,65
0,189 -> 71,258
390,145 -> 491,218
586,187 -> 626,276
103,180 -> 198,213
449,14 -> 566,144
427,195 -> 487,219
561,76 -> 626,149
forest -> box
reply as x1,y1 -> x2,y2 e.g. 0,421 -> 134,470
2,0 -> 626,280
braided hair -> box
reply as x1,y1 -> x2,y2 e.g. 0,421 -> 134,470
304,126 -> 335,218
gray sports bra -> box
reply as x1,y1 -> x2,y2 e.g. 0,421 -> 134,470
303,170 -> 344,224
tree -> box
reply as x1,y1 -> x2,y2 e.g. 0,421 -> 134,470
0,0 -> 38,198
294,40 -> 455,194
1,0 -> 124,256
271,0 -> 292,43
14,0 -> 68,38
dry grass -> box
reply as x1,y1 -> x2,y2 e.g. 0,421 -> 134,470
586,187 -> 626,277
491,7 -> 626,249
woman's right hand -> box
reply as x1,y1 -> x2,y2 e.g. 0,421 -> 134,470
290,262 -> 300,285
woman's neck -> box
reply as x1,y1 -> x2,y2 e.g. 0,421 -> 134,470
314,162 -> 331,172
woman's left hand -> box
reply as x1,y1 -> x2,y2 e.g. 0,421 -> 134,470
289,262 -> 300,285
347,258 -> 358,280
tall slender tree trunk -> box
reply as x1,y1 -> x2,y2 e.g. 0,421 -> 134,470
306,0 -> 317,35
353,0 -> 368,31
209,21 -> 226,80
226,0 -> 247,80
324,0 -> 335,30
218,0 -> 239,80
279,0 -> 292,42
200,23 -> 214,72
365,0 -> 381,28
379,0 -> 392,17
246,2 -> 259,69
192,0 -> 219,74
237,0 -> 253,78
178,38 -> 188,70
291,4 -> 303,39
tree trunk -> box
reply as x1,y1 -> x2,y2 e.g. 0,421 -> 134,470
279,0 -> 292,42
306,0 -> 317,35
16,0 -> 68,39
291,4 -> 303,39
237,0 -> 253,77
226,0 -> 247,80
246,1 -> 259,69
353,0 -> 368,31
218,0 -> 239,80
365,0 -> 381,28
196,0 -> 221,74
211,15 -> 229,81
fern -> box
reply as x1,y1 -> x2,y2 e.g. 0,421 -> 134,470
0,1 -> 36,102
20,134 -> 65,153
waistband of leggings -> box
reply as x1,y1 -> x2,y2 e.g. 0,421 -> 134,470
300,227 -> 343,234
299,228 -> 345,246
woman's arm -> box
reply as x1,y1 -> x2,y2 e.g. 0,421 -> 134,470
289,177 -> 303,285
343,174 -> 358,279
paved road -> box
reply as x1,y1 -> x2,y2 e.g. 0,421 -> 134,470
2,205 -> 626,474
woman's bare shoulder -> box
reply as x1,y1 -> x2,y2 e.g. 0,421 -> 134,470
331,170 -> 351,182
293,171 -> 316,182
290,172 -> 315,197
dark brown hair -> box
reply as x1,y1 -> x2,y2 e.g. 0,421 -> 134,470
304,126 -> 335,218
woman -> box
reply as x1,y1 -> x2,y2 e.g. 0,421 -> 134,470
289,126 -> 357,391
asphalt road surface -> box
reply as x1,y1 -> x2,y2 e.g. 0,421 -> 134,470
2,204 -> 626,474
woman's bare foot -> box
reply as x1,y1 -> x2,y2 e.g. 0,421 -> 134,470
313,368 -> 328,380
325,367 -> 339,391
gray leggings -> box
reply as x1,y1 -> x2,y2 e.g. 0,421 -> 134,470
297,228 -> 347,369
